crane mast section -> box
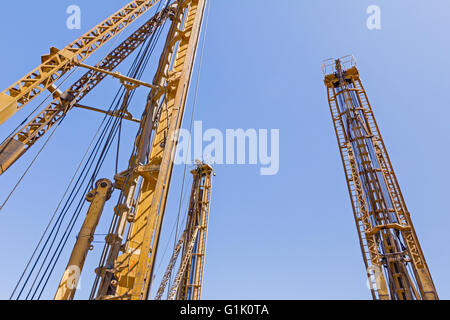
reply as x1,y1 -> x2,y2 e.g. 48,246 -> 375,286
0,0 -> 163,124
177,164 -> 213,300
324,59 -> 438,300
96,0 -> 207,300
55,179 -> 113,300
0,8 -> 171,175
155,164 -> 213,300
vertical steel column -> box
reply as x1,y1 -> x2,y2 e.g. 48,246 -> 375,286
55,179 -> 113,300
95,0 -> 207,300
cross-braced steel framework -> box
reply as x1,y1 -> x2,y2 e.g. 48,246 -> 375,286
0,0 -> 440,301
176,163 -> 213,300
323,56 -> 438,300
93,0 -> 208,300
154,163 -> 213,300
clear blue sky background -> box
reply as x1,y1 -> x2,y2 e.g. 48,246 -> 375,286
0,0 -> 449,300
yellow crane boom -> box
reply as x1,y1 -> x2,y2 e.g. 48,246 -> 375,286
91,0 -> 208,300
0,7 -> 171,175
0,0 -> 162,125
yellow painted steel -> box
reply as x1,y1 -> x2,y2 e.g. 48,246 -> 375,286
176,163 -> 213,300
54,179 -> 113,300
323,56 -> 438,300
154,163 -> 213,300
93,0 -> 207,300
0,0 -> 163,125
4,0 -> 439,302
74,62 -> 160,90
0,8 -> 170,176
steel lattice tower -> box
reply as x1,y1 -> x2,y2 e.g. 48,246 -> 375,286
0,0 -> 210,300
176,163 -> 213,300
155,163 -> 213,300
323,56 -> 438,300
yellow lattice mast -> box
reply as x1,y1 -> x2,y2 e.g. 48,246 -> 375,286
2,0 -> 209,300
176,163 -> 213,300
2,0 -> 439,302
155,162 -> 213,300
90,0 -> 207,300
323,56 -> 438,300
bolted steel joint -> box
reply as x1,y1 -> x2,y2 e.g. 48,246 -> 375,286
95,178 -> 114,200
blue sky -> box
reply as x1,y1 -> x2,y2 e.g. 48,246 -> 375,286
0,0 -> 449,300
